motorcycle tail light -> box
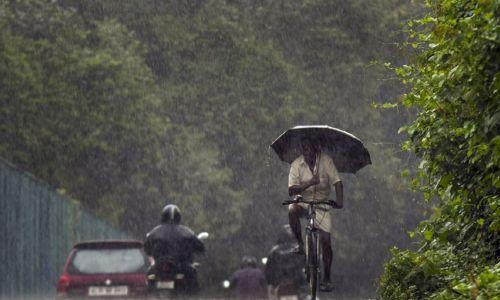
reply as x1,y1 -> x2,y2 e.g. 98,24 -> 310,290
162,264 -> 171,272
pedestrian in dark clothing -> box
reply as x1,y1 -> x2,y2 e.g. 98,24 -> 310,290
265,224 -> 306,297
230,256 -> 267,299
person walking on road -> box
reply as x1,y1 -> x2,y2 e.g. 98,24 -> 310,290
229,256 -> 267,299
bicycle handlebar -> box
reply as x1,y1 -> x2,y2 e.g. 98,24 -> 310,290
282,198 -> 336,206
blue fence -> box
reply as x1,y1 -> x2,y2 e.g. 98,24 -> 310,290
0,158 -> 129,298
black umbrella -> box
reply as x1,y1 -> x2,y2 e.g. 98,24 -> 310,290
270,125 -> 371,173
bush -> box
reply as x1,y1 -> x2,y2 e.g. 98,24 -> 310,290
379,0 -> 499,298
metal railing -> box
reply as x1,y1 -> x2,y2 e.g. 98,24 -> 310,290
0,157 -> 129,298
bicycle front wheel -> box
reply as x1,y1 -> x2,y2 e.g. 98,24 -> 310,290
307,231 -> 319,300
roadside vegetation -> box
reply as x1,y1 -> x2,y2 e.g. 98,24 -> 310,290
379,0 -> 500,298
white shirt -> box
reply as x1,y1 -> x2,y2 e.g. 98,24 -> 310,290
288,152 -> 341,232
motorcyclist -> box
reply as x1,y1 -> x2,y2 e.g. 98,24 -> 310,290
265,225 -> 306,298
144,204 -> 205,292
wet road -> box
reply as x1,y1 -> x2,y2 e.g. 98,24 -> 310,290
3,296 -> 373,300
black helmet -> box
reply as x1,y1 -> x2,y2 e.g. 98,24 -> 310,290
161,204 -> 181,224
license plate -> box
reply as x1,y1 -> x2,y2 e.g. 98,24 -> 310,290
156,281 -> 175,289
88,286 -> 128,296
279,296 -> 299,300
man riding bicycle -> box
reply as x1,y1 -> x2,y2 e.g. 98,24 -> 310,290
288,136 -> 343,292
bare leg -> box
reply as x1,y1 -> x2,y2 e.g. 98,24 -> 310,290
319,230 -> 332,282
288,204 -> 306,245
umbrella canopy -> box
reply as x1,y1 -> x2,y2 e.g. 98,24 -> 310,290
270,125 -> 371,173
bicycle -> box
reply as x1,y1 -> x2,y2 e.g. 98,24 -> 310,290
282,195 -> 336,300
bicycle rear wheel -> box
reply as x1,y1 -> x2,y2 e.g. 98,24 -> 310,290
306,231 -> 319,300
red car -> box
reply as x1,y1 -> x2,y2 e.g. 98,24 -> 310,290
56,240 -> 149,299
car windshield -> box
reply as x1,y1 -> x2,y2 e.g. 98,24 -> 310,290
71,248 -> 146,274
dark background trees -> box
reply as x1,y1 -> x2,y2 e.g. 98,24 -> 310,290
0,0 -> 425,297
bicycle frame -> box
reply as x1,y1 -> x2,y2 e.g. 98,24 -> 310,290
304,203 -> 317,267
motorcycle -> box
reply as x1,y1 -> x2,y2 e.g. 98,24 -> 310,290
147,232 -> 209,298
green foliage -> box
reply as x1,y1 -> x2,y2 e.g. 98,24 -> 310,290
381,249 -> 500,299
380,248 -> 455,299
380,0 -> 499,298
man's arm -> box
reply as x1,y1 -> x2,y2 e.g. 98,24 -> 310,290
332,181 -> 343,209
289,159 -> 320,196
144,234 -> 153,257
288,173 -> 319,196
191,236 -> 205,253
326,156 -> 343,209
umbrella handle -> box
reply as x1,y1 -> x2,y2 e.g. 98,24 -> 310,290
313,152 -> 321,175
